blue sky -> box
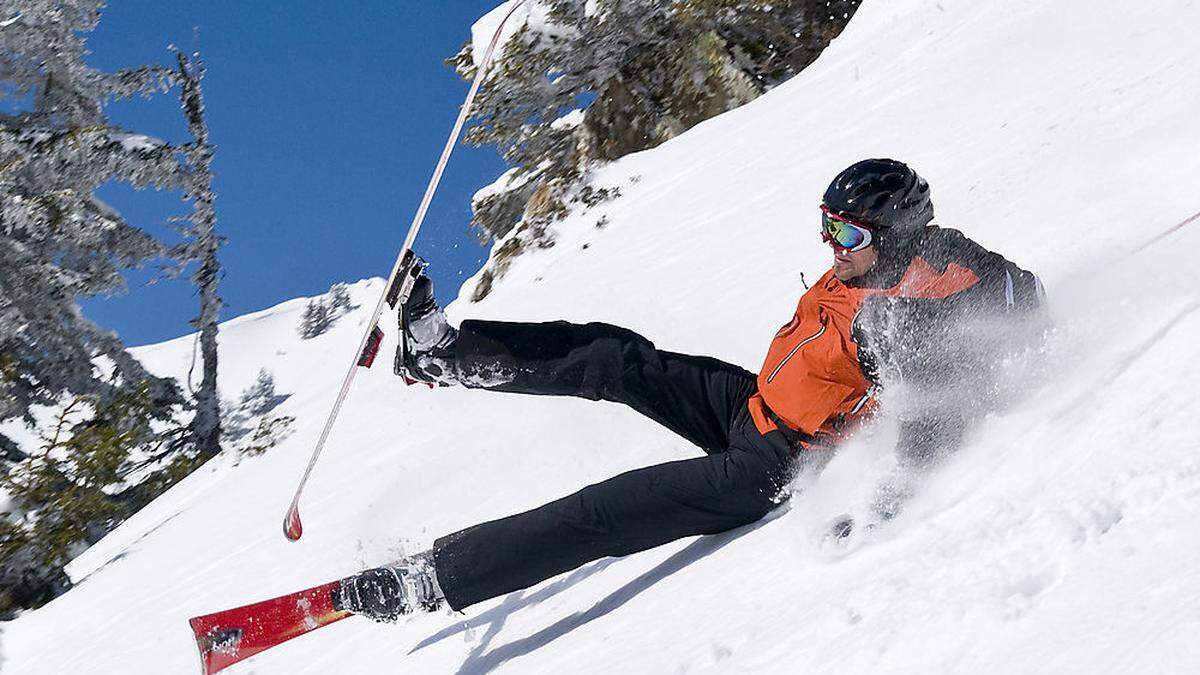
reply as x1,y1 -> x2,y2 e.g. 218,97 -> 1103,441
80,1 -> 509,346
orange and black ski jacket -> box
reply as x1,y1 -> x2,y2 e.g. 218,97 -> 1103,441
748,226 -> 1044,450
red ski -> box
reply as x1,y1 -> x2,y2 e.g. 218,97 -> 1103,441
188,579 -> 351,674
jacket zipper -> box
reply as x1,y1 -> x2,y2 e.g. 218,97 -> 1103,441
766,323 -> 826,383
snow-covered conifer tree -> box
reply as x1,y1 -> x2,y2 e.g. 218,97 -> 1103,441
170,49 -> 223,461
328,282 -> 352,313
454,0 -> 859,296
221,369 -> 292,460
297,283 -> 355,339
0,1 -> 183,438
238,369 -> 280,418
0,1 -> 203,614
298,299 -> 334,339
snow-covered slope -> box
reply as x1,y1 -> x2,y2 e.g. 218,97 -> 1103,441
5,0 -> 1200,672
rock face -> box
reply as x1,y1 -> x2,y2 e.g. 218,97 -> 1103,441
580,31 -> 761,163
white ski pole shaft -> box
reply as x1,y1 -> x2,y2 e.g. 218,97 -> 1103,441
283,0 -> 530,541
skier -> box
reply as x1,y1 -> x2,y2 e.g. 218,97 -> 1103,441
332,158 -> 1047,621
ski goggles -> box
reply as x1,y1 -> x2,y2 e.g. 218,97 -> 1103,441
820,205 -> 875,252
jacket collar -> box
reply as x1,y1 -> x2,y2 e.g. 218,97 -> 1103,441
846,227 -> 930,289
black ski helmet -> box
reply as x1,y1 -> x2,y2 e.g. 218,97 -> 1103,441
822,159 -> 934,252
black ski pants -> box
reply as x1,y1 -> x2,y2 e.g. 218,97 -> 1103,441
431,320 -> 796,610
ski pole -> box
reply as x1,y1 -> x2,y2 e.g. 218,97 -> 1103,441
1129,208 -> 1200,255
283,0 -> 531,541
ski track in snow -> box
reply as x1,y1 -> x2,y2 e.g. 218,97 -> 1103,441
5,0 -> 1200,672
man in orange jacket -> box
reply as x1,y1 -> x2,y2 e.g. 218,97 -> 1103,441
333,159 -> 1047,621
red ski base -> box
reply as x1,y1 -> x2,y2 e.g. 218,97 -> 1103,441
188,580 -> 352,674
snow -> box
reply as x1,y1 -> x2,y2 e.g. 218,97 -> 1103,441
470,1 -> 568,70
5,0 -> 1200,673
472,166 -> 526,204
109,132 -> 164,153
550,108 -> 584,130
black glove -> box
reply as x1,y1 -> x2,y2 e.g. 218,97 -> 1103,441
851,295 -> 901,384
852,294 -> 967,387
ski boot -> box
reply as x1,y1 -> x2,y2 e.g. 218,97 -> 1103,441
332,552 -> 445,623
393,256 -> 458,386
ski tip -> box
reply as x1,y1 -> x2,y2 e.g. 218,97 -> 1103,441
190,616 -> 240,675
188,581 -> 353,674
283,507 -> 303,541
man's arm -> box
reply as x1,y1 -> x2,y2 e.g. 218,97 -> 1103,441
853,229 -> 1048,522
853,228 -> 1047,387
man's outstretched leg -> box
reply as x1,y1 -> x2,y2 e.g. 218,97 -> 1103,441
432,422 -> 793,610
406,317 -> 760,455
336,413 -> 794,618
397,265 -> 757,453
